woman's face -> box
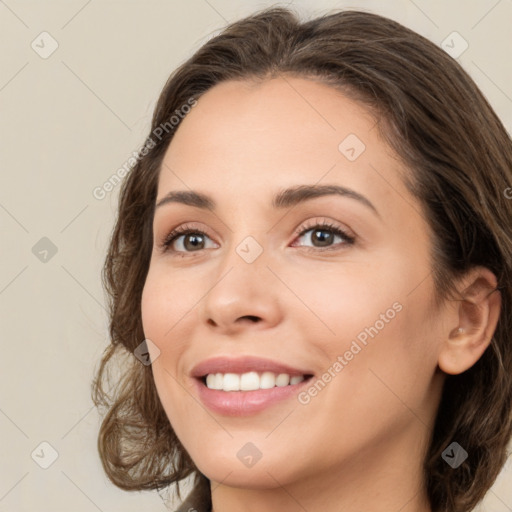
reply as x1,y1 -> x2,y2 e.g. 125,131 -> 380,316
141,77 -> 451,491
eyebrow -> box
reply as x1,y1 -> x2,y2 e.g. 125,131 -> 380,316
155,184 -> 380,217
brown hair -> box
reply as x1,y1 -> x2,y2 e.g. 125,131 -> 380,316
92,6 -> 512,511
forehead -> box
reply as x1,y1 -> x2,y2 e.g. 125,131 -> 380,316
157,76 -> 408,213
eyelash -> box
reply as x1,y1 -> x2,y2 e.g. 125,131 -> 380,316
159,220 -> 355,256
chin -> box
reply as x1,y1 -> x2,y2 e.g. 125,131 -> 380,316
199,463 -> 288,490
187,444 -> 299,489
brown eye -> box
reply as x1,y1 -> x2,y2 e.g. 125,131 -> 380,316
161,227 -> 216,253
308,228 -> 335,247
180,233 -> 207,251
293,222 -> 355,250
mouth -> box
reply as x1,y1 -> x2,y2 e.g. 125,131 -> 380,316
198,371 -> 314,391
190,356 -> 315,416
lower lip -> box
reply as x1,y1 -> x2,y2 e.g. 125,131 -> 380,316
194,377 -> 312,416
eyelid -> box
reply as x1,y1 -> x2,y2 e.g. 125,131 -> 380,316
158,217 -> 356,254
291,217 -> 355,240
158,222 -> 215,251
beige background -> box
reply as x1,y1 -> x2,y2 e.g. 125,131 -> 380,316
1,0 -> 511,511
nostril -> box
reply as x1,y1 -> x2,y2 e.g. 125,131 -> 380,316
242,315 -> 260,323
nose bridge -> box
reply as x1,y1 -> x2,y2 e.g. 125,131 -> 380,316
199,230 -> 282,331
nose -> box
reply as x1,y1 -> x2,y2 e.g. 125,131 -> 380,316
199,242 -> 284,336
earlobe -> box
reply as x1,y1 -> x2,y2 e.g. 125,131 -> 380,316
438,267 -> 502,375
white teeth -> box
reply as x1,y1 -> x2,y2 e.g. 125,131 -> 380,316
290,375 -> 305,385
275,373 -> 290,386
240,371 -> 260,391
214,373 -> 223,389
223,373 -> 240,391
204,371 -> 306,391
206,374 -> 216,389
260,371 -> 276,389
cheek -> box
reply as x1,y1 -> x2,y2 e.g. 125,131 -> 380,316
140,268 -> 199,425
141,267 -> 194,353
141,278 -> 166,342
140,273 -> 187,421
329,281 -> 441,423
289,260 -> 403,346
302,257 -> 440,402
141,309 -> 187,445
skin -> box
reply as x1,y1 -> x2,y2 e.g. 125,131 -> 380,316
141,76 -> 501,512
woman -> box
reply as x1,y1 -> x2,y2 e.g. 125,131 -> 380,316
92,6 -> 512,512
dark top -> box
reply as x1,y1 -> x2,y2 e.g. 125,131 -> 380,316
174,479 -> 212,512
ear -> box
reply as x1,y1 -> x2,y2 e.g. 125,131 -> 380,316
438,267 -> 502,375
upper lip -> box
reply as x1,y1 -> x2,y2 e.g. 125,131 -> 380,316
191,356 -> 314,378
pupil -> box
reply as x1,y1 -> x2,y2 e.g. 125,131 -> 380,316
314,229 -> 333,246
185,234 -> 203,250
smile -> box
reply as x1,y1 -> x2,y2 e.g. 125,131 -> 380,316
204,371 -> 307,391
191,356 -> 314,416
